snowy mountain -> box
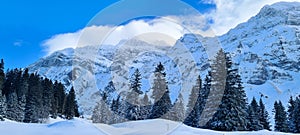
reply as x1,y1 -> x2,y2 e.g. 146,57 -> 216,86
0,118 -> 289,135
28,1 -> 300,120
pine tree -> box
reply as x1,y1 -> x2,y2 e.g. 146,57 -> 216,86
16,95 -> 26,122
140,93 -> 151,120
202,50 -> 227,128
293,97 -> 300,133
125,69 -> 143,120
206,51 -> 248,131
287,96 -> 296,132
6,92 -> 19,121
92,93 -> 113,124
0,60 -> 6,118
198,72 -> 212,127
258,98 -> 271,130
64,87 -> 78,120
274,101 -> 289,132
184,75 -> 201,127
247,97 -> 263,131
53,81 -> 66,116
150,63 -> 172,119
24,74 -> 43,123
40,79 -> 53,121
167,93 -> 185,122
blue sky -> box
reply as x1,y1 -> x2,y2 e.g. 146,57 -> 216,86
0,0 -> 216,69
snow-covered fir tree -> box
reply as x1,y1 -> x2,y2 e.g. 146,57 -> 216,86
140,93 -> 151,120
206,51 -> 248,131
247,97 -> 263,131
258,98 -> 271,131
184,75 -> 202,127
165,93 -> 185,122
92,93 -> 113,124
274,101 -> 289,132
125,69 -> 143,120
288,96 -> 300,133
150,62 -> 172,119
0,60 -> 6,119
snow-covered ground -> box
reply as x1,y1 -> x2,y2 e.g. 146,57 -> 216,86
0,118 -> 293,135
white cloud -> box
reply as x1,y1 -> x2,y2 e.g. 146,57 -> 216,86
204,0 -> 298,35
42,15 -> 210,55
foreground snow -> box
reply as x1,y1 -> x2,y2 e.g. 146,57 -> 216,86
0,118 -> 293,135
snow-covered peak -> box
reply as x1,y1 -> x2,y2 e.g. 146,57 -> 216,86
268,1 -> 300,11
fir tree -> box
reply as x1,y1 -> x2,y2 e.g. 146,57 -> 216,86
140,93 -> 151,120
0,59 -> 6,119
287,96 -> 296,132
92,93 -> 113,124
53,81 -> 66,115
167,93 -> 185,122
24,74 -> 43,123
258,98 -> 271,130
184,75 -> 201,127
274,101 -> 289,132
247,97 -> 263,131
198,72 -> 212,127
6,92 -> 19,121
202,50 -> 227,128
64,87 -> 78,120
293,97 -> 300,133
16,95 -> 26,122
150,63 -> 171,119
41,78 -> 53,121
206,51 -> 248,131
125,69 -> 143,120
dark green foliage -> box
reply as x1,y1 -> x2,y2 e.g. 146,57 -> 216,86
184,75 -> 202,127
274,101 -> 289,132
288,96 -> 300,133
247,97 -> 263,131
0,59 -> 6,117
206,51 -> 248,131
258,98 -> 271,130
0,59 -> 79,123
150,63 -> 172,119
64,87 -> 79,120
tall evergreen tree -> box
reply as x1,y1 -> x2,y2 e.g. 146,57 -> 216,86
140,93 -> 151,120
274,101 -> 289,132
206,51 -> 248,131
247,97 -> 263,131
6,92 -> 19,121
92,93 -> 113,124
198,72 -> 212,126
150,63 -> 171,119
258,98 -> 271,130
64,87 -> 78,120
53,81 -> 66,115
40,79 -> 53,121
167,93 -> 185,122
202,50 -> 227,128
24,74 -> 43,123
184,75 -> 201,127
287,96 -> 296,132
293,97 -> 300,133
0,59 -> 6,119
125,69 -> 143,120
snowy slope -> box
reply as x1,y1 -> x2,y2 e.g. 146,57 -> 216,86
0,119 -> 292,135
28,1 -> 300,121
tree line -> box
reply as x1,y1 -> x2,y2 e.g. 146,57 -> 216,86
0,59 -> 79,123
91,49 -> 299,133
